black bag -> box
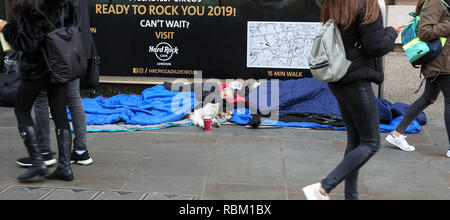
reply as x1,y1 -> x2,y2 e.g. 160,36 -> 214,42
0,51 -> 22,107
39,7 -> 88,84
80,41 -> 100,89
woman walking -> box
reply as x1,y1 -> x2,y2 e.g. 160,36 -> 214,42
303,0 -> 404,200
386,0 -> 450,158
0,0 -> 77,182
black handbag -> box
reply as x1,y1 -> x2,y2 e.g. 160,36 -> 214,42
80,41 -> 100,89
39,7 -> 88,84
0,50 -> 22,107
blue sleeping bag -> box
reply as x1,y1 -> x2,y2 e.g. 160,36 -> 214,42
249,78 -> 341,117
377,98 -> 427,125
69,85 -> 199,125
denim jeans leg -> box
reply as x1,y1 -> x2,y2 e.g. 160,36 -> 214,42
66,79 -> 87,151
396,80 -> 440,134
338,102 -> 361,200
33,91 -> 52,153
322,81 -> 380,196
436,75 -> 450,146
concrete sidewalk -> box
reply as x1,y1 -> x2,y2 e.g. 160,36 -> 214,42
0,106 -> 448,200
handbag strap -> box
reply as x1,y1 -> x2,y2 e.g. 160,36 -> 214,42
37,6 -> 65,30
90,34 -> 98,57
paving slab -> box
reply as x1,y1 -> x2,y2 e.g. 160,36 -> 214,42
422,127 -> 448,148
282,129 -> 347,141
66,151 -> 143,182
375,144 -> 425,162
40,180 -> 126,191
87,132 -> 156,152
139,145 -> 213,177
145,192 -> 196,200
208,153 -> 284,185
216,135 -> 282,156
282,138 -> 335,152
0,127 -> 19,137
437,173 -> 450,188
43,188 -> 101,200
425,157 -> 450,173
0,186 -> 54,200
123,173 -> 207,196
202,184 -> 286,200
94,191 -> 147,200
154,133 -> 218,145
363,160 -> 450,200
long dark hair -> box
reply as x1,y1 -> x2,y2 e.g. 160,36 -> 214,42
321,0 -> 380,29
416,0 -> 427,14
10,0 -> 43,18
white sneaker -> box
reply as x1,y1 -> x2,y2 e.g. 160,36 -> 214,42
386,133 -> 416,152
302,183 -> 330,200
447,147 -> 450,158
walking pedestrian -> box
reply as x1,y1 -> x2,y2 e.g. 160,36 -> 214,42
15,0 -> 94,167
385,0 -> 450,158
302,0 -> 404,200
0,0 -> 78,182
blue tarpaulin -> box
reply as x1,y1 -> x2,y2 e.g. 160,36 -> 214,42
69,85 -> 199,126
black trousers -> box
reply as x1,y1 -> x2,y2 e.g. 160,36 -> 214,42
14,74 -> 70,130
322,80 -> 380,200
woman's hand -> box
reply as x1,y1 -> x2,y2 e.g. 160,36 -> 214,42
392,24 -> 407,34
0,19 -> 8,32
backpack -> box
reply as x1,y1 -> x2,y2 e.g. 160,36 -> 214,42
38,4 -> 88,84
309,20 -> 352,83
401,0 -> 447,68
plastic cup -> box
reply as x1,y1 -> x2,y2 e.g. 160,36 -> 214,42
203,117 -> 212,131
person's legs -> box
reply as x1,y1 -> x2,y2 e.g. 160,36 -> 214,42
33,91 -> 52,153
66,79 -> 92,165
396,80 -> 440,134
45,84 -> 74,181
14,77 -> 51,181
435,75 -> 450,157
66,79 -> 87,151
386,80 -> 440,152
16,90 -> 58,167
337,102 -> 361,200
320,81 -> 380,196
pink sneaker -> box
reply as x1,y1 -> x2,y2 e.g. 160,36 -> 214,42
302,183 -> 330,200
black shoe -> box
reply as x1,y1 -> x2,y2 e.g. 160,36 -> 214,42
16,152 -> 57,167
71,150 -> 93,166
18,164 -> 48,182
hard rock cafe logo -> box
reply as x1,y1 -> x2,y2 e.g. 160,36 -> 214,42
149,42 -> 179,62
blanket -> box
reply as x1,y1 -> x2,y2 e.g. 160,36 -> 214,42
69,85 -> 199,126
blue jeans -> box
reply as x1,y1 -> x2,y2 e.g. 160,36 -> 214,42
322,80 -> 381,200
34,79 -> 87,152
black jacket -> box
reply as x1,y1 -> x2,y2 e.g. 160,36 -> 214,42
334,0 -> 398,85
3,0 -> 77,80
